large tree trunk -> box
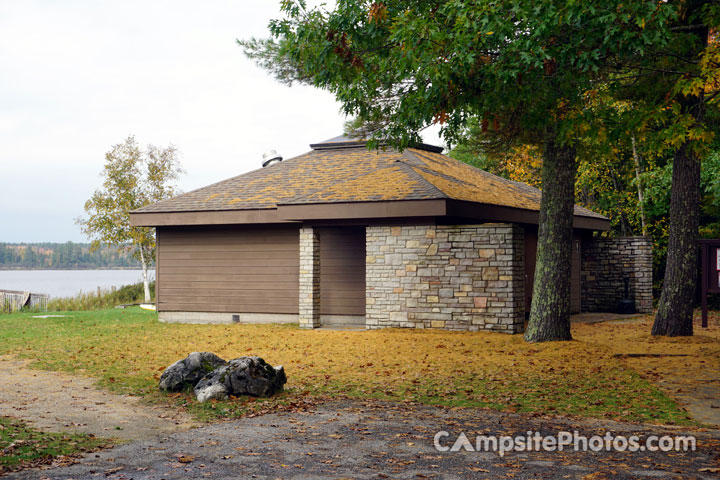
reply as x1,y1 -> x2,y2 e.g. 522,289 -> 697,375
651,2 -> 708,337
652,138 -> 701,336
524,133 -> 576,342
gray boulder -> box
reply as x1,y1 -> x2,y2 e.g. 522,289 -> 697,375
194,356 -> 286,403
158,352 -> 227,392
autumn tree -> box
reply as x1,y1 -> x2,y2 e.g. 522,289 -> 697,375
589,0 -> 719,336
77,136 -> 183,302
643,1 -> 717,336
244,0 -> 675,341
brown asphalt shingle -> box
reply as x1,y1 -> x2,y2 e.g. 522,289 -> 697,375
134,144 -> 606,220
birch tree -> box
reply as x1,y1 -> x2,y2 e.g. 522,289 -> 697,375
77,136 -> 183,303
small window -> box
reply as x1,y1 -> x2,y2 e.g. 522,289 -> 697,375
575,240 -> 580,253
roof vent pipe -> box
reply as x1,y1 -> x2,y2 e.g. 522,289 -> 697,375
262,150 -> 283,168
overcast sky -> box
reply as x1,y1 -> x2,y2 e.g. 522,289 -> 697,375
0,1 -> 441,243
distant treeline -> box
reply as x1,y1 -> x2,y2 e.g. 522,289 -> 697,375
0,242 -> 144,269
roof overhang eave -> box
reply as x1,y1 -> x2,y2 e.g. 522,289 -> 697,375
445,200 -> 610,231
130,198 -> 610,231
276,199 -> 447,220
129,208 -> 295,227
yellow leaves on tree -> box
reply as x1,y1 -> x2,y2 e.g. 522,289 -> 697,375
493,144 -> 544,189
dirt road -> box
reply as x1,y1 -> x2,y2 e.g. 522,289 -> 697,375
0,357 -> 196,442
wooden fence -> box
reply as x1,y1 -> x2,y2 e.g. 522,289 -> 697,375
1,289 -> 49,313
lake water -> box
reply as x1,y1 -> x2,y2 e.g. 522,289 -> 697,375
0,270 -> 156,299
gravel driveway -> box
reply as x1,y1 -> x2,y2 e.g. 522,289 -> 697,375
8,401 -> 720,480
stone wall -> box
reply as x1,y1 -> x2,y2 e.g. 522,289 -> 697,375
298,227 -> 320,328
365,224 -> 525,333
581,236 -> 653,313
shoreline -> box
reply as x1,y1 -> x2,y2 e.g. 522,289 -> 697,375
0,267 -> 147,271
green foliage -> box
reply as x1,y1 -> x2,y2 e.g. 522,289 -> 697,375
447,118 -> 506,172
245,0 -> 680,342
448,117 -> 544,187
451,127 -> 720,300
701,149 -> 720,238
245,0 -> 675,150
638,148 -> 720,294
46,281 -> 155,312
607,1 -> 718,158
0,242 -> 141,269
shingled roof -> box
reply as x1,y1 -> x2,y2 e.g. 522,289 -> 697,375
133,138 -> 606,221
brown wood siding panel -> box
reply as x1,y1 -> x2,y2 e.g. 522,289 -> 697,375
157,225 -> 299,314
161,259 -> 298,268
571,234 -> 582,314
524,227 -> 538,314
159,266 -> 298,275
159,302 -> 299,314
159,280 -> 299,289
160,296 -> 299,307
160,289 -> 296,299
161,259 -> 299,269
318,227 -> 366,316
155,229 -> 160,306
160,245 -> 296,256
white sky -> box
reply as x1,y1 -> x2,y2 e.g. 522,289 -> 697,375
0,1 -> 442,243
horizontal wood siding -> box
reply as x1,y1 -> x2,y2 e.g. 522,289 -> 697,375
524,228 -> 538,314
571,234 -> 582,314
318,227 -> 366,316
157,225 -> 299,314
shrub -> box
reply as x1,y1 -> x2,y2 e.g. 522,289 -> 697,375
47,281 -> 155,311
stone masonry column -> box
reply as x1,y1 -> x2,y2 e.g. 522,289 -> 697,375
299,227 -> 321,328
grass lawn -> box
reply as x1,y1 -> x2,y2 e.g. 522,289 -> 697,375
0,308 -> 718,425
0,416 -> 106,475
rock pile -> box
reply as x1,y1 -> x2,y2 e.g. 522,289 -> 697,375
159,352 -> 286,403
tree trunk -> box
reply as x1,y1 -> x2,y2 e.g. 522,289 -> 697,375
524,133 -> 576,342
139,246 -> 152,303
651,0 -> 708,337
651,138 -> 701,336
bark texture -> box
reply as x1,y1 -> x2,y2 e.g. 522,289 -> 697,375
524,135 -> 576,342
651,1 -> 708,337
652,140 -> 701,336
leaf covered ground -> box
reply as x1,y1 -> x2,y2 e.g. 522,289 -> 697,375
0,416 -> 106,475
0,308 -> 718,426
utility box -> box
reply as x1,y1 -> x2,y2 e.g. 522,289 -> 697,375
700,239 -> 720,328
